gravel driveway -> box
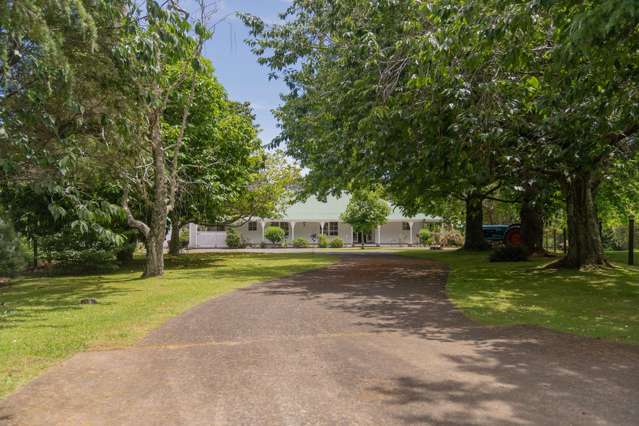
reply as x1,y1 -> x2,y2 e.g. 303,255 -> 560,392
1,254 -> 638,425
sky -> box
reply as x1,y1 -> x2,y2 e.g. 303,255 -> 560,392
200,0 -> 292,146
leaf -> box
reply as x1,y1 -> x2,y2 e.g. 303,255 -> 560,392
526,76 -> 541,91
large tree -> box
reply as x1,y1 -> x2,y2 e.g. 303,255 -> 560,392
1,0 -> 133,245
160,62 -> 261,255
245,0 -> 639,266
243,1 -> 520,251
117,1 -> 214,276
477,0 -> 639,266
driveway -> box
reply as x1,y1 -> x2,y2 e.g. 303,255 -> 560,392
1,254 -> 638,425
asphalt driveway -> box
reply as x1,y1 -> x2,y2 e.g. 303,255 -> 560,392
1,254 -> 638,425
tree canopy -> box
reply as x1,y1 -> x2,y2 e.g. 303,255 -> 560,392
244,0 -> 639,267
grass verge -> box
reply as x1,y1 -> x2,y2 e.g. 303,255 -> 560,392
400,249 -> 639,344
0,252 -> 334,398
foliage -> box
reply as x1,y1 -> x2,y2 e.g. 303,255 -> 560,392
340,190 -> 390,235
292,237 -> 309,248
0,1 -> 136,255
244,0 -> 639,267
164,61 -> 263,235
489,246 -> 529,263
329,238 -> 344,248
0,252 -> 335,398
38,228 -> 123,272
118,1 -> 215,277
318,234 -> 329,248
225,228 -> 243,249
0,220 -> 28,276
418,229 -> 432,247
230,150 -> 302,221
0,183 -> 126,269
264,226 -> 285,246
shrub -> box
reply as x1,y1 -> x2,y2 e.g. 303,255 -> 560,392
318,234 -> 329,248
0,221 -> 28,276
418,228 -> 431,246
489,245 -> 529,262
441,229 -> 464,247
225,228 -> 243,249
264,226 -> 286,246
292,237 -> 308,248
329,237 -> 344,248
39,227 -> 121,272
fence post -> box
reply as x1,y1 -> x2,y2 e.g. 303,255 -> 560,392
563,228 -> 567,254
629,216 -> 635,266
553,229 -> 557,253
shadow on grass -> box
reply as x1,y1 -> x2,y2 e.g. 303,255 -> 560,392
0,278 -> 134,331
0,252 -> 328,332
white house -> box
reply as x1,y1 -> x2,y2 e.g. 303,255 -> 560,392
188,195 -> 440,248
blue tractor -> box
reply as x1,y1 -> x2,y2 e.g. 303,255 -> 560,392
482,224 -> 522,246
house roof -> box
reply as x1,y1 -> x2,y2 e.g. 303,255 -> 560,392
269,195 -> 440,222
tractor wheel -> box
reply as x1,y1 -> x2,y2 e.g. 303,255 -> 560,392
504,225 -> 522,247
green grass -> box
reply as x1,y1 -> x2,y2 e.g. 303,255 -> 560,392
0,253 -> 334,398
400,249 -> 639,344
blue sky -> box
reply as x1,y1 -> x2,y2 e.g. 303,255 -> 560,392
202,0 -> 292,146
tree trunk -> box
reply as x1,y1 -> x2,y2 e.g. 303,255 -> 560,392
463,193 -> 490,250
32,237 -> 38,269
143,118 -> 168,277
520,198 -> 544,255
168,221 -> 182,256
144,232 -> 165,277
560,174 -> 606,268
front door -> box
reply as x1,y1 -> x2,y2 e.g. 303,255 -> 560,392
353,231 -> 373,244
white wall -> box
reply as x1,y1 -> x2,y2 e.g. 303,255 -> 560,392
190,220 -> 433,248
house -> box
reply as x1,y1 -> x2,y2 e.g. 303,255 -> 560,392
188,195 -> 441,248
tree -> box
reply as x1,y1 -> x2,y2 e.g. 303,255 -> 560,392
243,0 -> 512,251
1,0 -> 134,258
118,1 -> 214,276
245,0 -> 639,267
475,0 -> 639,266
162,61 -> 262,255
264,226 -> 285,247
340,190 -> 390,249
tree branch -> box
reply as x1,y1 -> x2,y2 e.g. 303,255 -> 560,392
122,188 -> 150,238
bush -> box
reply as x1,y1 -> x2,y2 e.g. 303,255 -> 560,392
0,221 -> 28,276
318,234 -> 329,248
418,228 -> 431,246
440,229 -> 464,247
329,237 -> 344,248
264,226 -> 286,246
292,237 -> 309,248
39,227 -> 121,272
489,245 -> 529,262
225,228 -> 243,249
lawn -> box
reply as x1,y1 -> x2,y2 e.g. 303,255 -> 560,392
0,252 -> 334,398
400,249 -> 639,344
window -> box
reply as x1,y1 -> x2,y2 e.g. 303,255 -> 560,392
198,225 -> 226,232
248,221 -> 257,231
327,222 -> 338,236
402,222 -> 411,231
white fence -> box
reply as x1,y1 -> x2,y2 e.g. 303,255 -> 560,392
188,224 -> 227,248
